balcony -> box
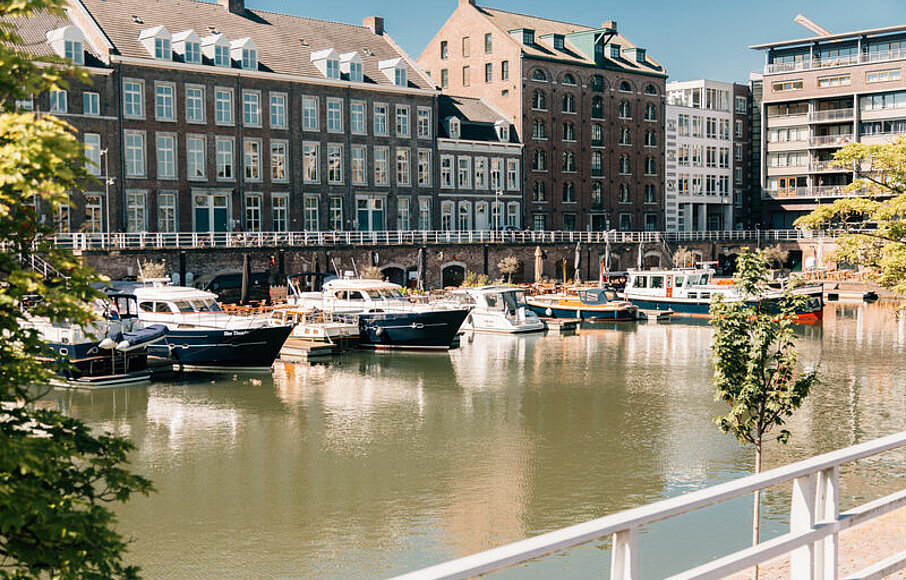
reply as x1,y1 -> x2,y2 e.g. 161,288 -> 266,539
809,134 -> 853,147
808,108 -> 854,123
762,185 -> 858,199
809,159 -> 850,172
764,52 -> 892,75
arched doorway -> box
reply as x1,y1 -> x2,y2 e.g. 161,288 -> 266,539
441,262 -> 466,287
381,264 -> 406,286
643,252 -> 662,269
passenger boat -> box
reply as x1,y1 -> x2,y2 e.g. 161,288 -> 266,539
287,277 -> 469,350
32,293 -> 168,387
623,268 -> 824,321
130,283 -> 293,371
269,308 -> 360,347
526,287 -> 639,321
446,287 -> 545,334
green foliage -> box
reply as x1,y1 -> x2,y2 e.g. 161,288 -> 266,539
0,1 -> 153,577
761,244 -> 789,270
710,251 -> 818,451
496,256 -> 520,284
461,270 -> 490,287
795,137 -> 906,295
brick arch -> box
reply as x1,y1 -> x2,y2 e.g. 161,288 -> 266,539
530,67 -> 550,82
618,79 -> 636,93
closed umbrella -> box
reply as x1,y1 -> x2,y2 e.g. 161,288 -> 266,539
573,242 -> 581,284
534,246 -> 543,283
417,246 -> 425,290
637,241 -> 644,271
240,253 -> 251,305
603,238 -> 612,282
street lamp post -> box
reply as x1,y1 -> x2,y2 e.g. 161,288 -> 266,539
100,148 -> 114,244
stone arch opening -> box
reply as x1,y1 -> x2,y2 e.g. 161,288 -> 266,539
441,261 -> 466,288
643,251 -> 663,269
381,263 -> 406,286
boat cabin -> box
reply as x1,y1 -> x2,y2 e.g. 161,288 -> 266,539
450,287 -> 529,313
133,286 -> 226,319
625,268 -> 721,299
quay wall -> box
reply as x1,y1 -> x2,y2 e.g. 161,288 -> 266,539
79,239 -> 830,288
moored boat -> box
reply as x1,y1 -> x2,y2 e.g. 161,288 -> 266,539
526,287 -> 638,321
446,286 -> 545,334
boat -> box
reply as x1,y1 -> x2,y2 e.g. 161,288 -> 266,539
623,267 -> 824,321
287,276 -> 469,350
526,287 -> 639,321
129,283 -> 293,371
445,287 -> 545,333
31,293 -> 168,387
269,307 -> 360,347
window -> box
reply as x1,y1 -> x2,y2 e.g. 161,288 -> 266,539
533,214 -> 547,231
184,136 -> 204,179
678,144 -> 689,166
619,184 -> 630,203
328,144 -> 344,184
374,147 -> 389,186
49,89 -> 67,114
458,201 -> 471,230
619,101 -> 631,119
244,139 -> 261,181
440,155 -> 453,188
619,127 -> 632,145
214,44 -> 230,68
216,138 -> 234,180
645,130 -> 656,147
441,201 -> 454,231
735,96 -> 747,114
302,96 -> 319,131
186,86 -> 204,123
506,159 -> 519,191
772,79 -> 803,92
735,119 -> 743,139
462,65 -> 470,87
184,41 -> 201,64
719,118 -> 730,140
484,33 -> 493,54
347,60 -> 363,83
272,194 -> 288,232
270,93 -> 287,128
123,80 -> 144,118
417,107 -> 431,139
692,145 -> 703,166
462,36 -> 470,57
532,69 -> 547,82
644,103 -> 657,121
705,117 -> 717,139
485,63 -> 493,83
817,74 -> 851,88
592,75 -> 604,92
501,60 -> 509,81
126,191 -> 146,233
374,103 -> 388,136
397,197 -> 411,230
394,148 -> 409,187
490,159 -> 503,191
155,83 -> 175,121
327,99 -> 343,133
619,80 -> 632,92
271,140 -> 287,182
215,88 -> 233,125
562,151 -> 576,173
303,142 -> 319,183
84,133 -> 101,176
645,156 -> 656,176
418,149 -> 432,187
419,198 -> 431,231
154,37 -> 171,61
474,157 -> 488,189
591,124 -> 604,146
64,39 -> 83,65
867,68 -> 902,83
304,197 -> 319,231
719,147 -> 730,168
457,156 -> 471,189
242,91 -> 260,127
329,197 -> 343,230
245,194 -> 262,232
440,69 -> 449,89
735,167 -> 743,185
158,192 -> 176,233
562,182 -> 576,203
241,48 -> 257,71
351,101 -> 366,135
532,119 -> 547,140
395,105 -> 410,137
591,152 -> 603,177
532,90 -> 547,110
82,92 -> 99,116
532,149 -> 546,171
618,155 -> 631,175
644,214 -> 657,231
532,182 -> 546,203
351,145 -> 366,185
124,131 -> 145,177
156,134 -> 176,179
692,116 -> 703,137
619,213 -> 631,231
706,146 -> 716,168
590,183 -> 604,210
562,93 -> 576,113
735,143 -> 743,161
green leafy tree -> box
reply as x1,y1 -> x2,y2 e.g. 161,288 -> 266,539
0,1 -> 153,578
710,251 -> 818,574
795,137 -> 906,295
496,256 -> 520,284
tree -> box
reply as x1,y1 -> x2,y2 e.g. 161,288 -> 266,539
497,256 -> 520,284
761,244 -> 789,271
0,1 -> 153,578
709,251 -> 818,577
795,137 -> 906,295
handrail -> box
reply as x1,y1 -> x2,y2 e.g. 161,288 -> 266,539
387,431 -> 906,580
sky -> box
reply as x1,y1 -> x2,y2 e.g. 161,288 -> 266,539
243,0 -> 906,83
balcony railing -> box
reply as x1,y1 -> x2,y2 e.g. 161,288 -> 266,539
808,109 -> 854,122
764,52 -> 898,74
810,134 -> 853,147
763,186 -> 857,199
809,160 -> 849,172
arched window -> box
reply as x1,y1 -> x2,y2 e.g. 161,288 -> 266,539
562,151 -> 576,172
645,184 -> 657,203
644,84 -> 658,96
619,155 -> 631,175
619,80 -> 632,92
532,181 -> 546,202
591,151 -> 604,177
619,101 -> 632,119
562,182 -> 576,203
619,127 -> 632,145
562,73 -> 577,86
533,149 -> 547,171
561,93 -> 576,113
532,90 -> 547,110
591,124 -> 604,146
591,182 -> 603,209
532,69 -> 547,82
645,156 -> 657,176
591,96 -> 604,119
532,119 -> 547,139
645,103 -> 657,121
645,130 -> 656,147
592,75 -> 604,92
458,201 -> 472,230
563,122 -> 575,141
619,184 -> 630,203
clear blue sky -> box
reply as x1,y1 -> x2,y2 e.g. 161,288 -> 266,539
245,0 -> 906,83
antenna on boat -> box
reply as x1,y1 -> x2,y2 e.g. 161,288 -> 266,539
330,257 -> 341,277
350,258 -> 360,278
136,259 -> 144,280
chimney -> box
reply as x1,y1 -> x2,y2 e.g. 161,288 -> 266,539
459,0 -> 477,7
217,0 -> 245,15
364,16 -> 384,36
602,20 -> 617,31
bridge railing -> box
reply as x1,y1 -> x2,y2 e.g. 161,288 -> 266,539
47,229 -> 836,250
388,431 -> 906,580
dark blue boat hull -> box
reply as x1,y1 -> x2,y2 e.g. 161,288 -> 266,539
149,325 -> 293,369
526,304 -> 637,321
357,310 -> 469,350
628,294 -> 824,321
45,340 -> 151,382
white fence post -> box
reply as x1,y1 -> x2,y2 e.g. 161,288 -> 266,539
791,474 -> 817,579
610,528 -> 638,580
815,466 -> 840,580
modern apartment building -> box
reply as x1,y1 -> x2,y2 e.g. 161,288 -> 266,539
664,79 -> 751,231
11,0 -> 437,234
752,25 -> 906,228
436,95 -> 522,230
418,0 -> 667,232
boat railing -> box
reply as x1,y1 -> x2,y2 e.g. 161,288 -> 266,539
387,431 -> 906,580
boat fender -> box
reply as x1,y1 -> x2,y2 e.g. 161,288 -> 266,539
375,327 -> 385,336
59,347 -> 68,356
98,338 -> 117,350
116,340 -> 131,351
545,308 -> 553,316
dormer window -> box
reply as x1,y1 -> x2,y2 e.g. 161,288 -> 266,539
379,58 -> 407,86
139,26 -> 172,61
202,34 -> 232,67
553,35 -> 564,50
340,52 -> 364,82
47,26 -> 86,65
610,44 -> 621,59
523,30 -> 535,45
495,121 -> 509,142
173,30 -> 202,64
230,38 -> 257,70
446,117 -> 461,140
311,49 -> 340,80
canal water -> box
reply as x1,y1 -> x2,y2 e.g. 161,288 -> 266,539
47,302 -> 906,579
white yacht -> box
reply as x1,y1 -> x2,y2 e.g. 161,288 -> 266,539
446,287 -> 544,334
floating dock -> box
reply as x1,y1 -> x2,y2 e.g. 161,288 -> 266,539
541,318 -> 579,333
636,309 -> 673,322
279,338 -> 344,362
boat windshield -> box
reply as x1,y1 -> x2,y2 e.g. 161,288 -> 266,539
603,289 -> 619,301
700,273 -> 710,285
173,301 -> 196,313
190,299 -> 222,313
379,289 -> 407,301
500,292 -> 521,311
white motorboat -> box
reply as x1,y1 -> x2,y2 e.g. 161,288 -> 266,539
446,287 -> 544,334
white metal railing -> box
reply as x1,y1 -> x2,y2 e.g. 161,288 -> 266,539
764,52 -> 901,75
810,134 -> 854,147
809,109 -> 854,122
763,187 -> 857,200
810,160 -> 848,172
45,229 -> 834,250
388,431 -> 906,580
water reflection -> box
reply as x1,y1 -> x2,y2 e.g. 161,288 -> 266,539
44,302 -> 906,579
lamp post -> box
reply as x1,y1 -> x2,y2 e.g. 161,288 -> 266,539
494,189 -> 502,231
100,148 -> 115,245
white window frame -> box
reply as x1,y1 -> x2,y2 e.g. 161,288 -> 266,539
243,138 -> 262,182
270,92 -> 287,129
303,141 -> 320,184
49,89 -> 67,114
215,87 -> 234,126
326,98 -> 343,133
417,149 -> 432,187
271,140 -> 288,183
350,100 -> 366,135
157,191 -> 177,233
351,145 -> 367,185
457,156 -> 472,189
440,155 -> 454,189
126,190 -> 147,233
216,137 -> 235,181
124,130 -> 146,177
272,193 -> 288,232
154,81 -> 176,122
374,146 -> 389,186
156,133 -> 177,180
123,79 -> 145,119
395,105 -> 410,138
374,103 -> 389,136
396,148 -> 411,187
185,85 -> 205,124
302,96 -> 319,131
417,106 -> 432,139
244,193 -> 262,232
84,133 -> 102,176
186,134 -> 206,180
328,143 -> 344,185
506,159 -> 520,191
242,90 -> 261,128
83,92 -> 100,116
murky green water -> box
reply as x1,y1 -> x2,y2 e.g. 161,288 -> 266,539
47,302 -> 906,579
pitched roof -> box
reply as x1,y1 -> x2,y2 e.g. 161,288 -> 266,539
75,0 -> 433,89
476,6 -> 665,76
0,10 -> 103,64
438,95 -> 520,143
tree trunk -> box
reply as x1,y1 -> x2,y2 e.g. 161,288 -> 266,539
752,442 -> 763,580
